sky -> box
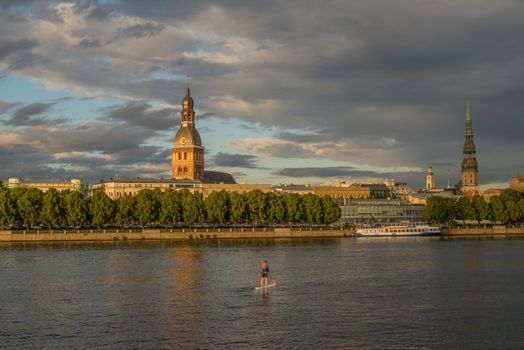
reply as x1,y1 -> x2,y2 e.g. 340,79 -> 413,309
1,0 -> 523,189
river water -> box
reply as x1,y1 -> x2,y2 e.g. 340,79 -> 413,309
1,238 -> 524,349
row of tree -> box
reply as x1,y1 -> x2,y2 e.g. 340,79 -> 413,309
0,187 -> 341,227
423,189 -> 524,224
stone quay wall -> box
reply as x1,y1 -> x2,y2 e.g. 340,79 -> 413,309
442,225 -> 524,238
0,227 -> 352,242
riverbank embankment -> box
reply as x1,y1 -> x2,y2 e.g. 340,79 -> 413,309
0,227 -> 351,242
441,225 -> 524,239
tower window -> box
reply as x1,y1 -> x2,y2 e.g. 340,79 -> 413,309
178,152 -> 181,160
178,166 -> 182,174
184,152 -> 187,160
184,166 -> 188,173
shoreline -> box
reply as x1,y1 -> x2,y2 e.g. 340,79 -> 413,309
2,226 -> 524,242
0,227 -> 351,242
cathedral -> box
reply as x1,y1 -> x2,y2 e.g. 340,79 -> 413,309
171,86 -> 235,184
172,86 -> 204,180
460,99 -> 480,196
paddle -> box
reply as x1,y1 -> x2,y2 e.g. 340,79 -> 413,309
268,270 -> 276,285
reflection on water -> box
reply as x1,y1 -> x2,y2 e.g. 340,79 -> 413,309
1,238 -> 524,349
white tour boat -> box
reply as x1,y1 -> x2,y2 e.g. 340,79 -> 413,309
354,223 -> 440,237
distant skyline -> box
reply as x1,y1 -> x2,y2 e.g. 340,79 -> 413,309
1,0 -> 523,189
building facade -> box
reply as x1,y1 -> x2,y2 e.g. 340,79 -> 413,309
89,178 -> 201,200
315,185 -> 371,199
338,199 -> 424,224
6,178 -> 84,193
460,100 -> 480,196
172,87 -> 204,181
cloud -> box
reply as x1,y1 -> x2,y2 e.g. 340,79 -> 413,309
108,22 -> 166,44
0,37 -> 37,60
211,152 -> 260,168
1,102 -> 68,127
103,101 -> 177,130
1,0 -> 523,187
76,37 -> 100,48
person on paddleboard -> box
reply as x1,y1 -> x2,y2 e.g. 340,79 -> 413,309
260,259 -> 269,287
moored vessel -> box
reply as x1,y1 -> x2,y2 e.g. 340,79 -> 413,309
354,222 -> 440,237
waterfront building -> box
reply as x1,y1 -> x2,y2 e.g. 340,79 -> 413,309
6,177 -> 84,193
172,86 -> 204,181
89,178 -> 271,200
201,183 -> 272,197
509,175 -> 524,192
460,99 -> 480,196
482,188 -> 505,202
338,198 -> 424,224
404,190 -> 461,205
315,185 -> 371,200
426,167 -> 435,191
384,179 -> 415,201
272,184 -> 314,195
89,178 -> 201,200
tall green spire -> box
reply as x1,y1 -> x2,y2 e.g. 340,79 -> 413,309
461,98 -> 479,195
463,98 -> 475,154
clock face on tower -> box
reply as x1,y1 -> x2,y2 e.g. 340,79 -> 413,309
180,137 -> 186,145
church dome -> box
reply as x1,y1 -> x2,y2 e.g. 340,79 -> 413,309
173,125 -> 202,148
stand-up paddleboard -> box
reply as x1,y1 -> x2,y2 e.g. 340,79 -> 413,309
255,281 -> 277,290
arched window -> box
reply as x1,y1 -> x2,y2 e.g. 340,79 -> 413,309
184,152 -> 187,160
178,152 -> 181,160
178,167 -> 182,174
184,166 -> 188,173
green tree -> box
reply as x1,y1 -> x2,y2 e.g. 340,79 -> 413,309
64,191 -> 88,226
518,199 -> 524,222
265,193 -> 286,226
284,193 -> 303,224
456,196 -> 476,223
115,195 -> 136,226
159,189 -> 181,225
40,189 -> 64,227
135,189 -> 160,226
302,194 -> 323,224
505,200 -> 521,223
423,196 -> 457,224
472,195 -> 489,223
229,192 -> 247,225
489,196 -> 509,224
182,192 -> 205,225
321,196 -> 341,224
499,189 -> 522,205
246,190 -> 267,225
90,192 -> 115,226
0,189 -> 18,226
18,188 -> 44,227
205,190 -> 229,224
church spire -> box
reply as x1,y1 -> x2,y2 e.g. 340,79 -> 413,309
460,98 -> 479,196
180,83 -> 195,125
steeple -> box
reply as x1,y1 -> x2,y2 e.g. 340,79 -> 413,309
180,83 -> 195,125
460,98 -> 479,196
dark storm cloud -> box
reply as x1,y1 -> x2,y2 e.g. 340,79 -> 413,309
211,152 -> 260,168
274,167 -> 382,178
273,167 -> 423,183
122,22 -> 165,38
0,38 -> 37,59
76,37 -> 100,48
2,102 -> 68,126
103,101 -> 177,131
